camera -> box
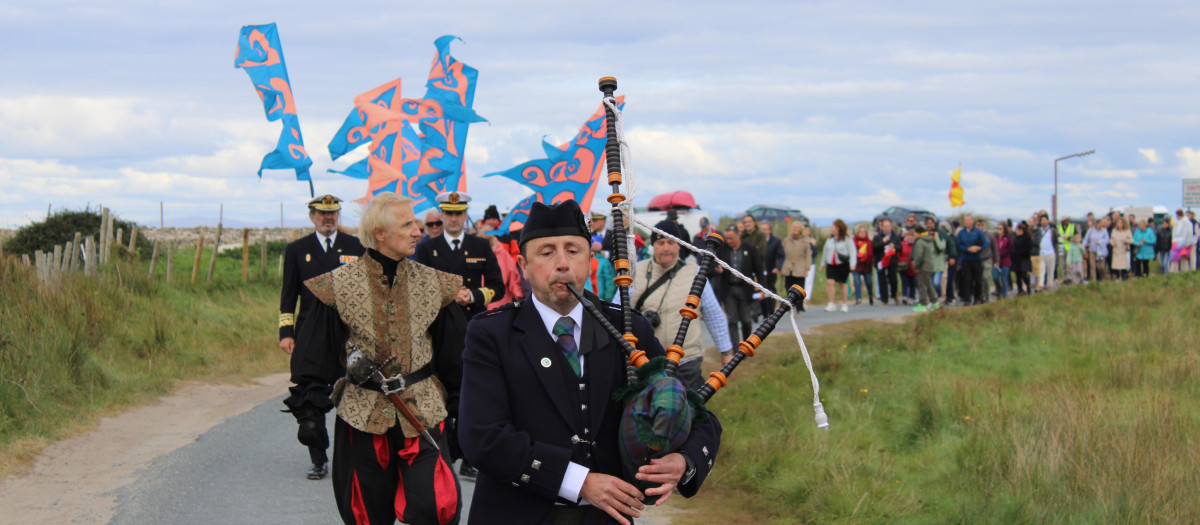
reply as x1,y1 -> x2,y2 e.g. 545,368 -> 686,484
642,310 -> 662,328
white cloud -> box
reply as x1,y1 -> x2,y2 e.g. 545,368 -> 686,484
1178,147 -> 1200,177
1139,148 -> 1161,165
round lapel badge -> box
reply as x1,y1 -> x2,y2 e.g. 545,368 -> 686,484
540,357 -> 552,368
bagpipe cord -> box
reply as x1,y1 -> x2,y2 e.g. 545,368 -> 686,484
602,97 -> 828,430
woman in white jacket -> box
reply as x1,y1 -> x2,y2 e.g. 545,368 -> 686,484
820,219 -> 856,312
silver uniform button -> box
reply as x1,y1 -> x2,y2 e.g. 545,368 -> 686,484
571,435 -> 580,444
521,474 -> 531,483
531,460 -> 542,470
581,404 -> 587,411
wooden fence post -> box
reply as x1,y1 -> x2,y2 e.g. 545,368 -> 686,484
21,253 -> 31,266
191,235 -> 204,283
260,230 -> 269,277
34,251 -> 43,284
69,232 -> 81,273
52,245 -> 63,281
100,208 -> 110,264
147,240 -> 160,279
114,228 -> 124,258
129,225 -> 139,254
166,240 -> 175,283
241,228 -> 250,282
84,237 -> 94,276
207,223 -> 223,284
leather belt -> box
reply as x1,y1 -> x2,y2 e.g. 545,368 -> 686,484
356,364 -> 433,395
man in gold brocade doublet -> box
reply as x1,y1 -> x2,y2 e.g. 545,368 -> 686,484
285,192 -> 467,525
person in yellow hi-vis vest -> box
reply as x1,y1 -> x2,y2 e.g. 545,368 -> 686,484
1057,216 -> 1077,281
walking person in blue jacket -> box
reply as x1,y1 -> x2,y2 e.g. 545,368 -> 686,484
955,215 -> 990,306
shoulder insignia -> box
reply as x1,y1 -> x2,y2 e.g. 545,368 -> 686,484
305,253 -> 311,262
304,272 -> 336,306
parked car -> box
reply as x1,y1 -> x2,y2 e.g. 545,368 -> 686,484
746,204 -> 809,227
873,206 -> 936,229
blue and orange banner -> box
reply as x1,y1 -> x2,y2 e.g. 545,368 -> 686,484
235,23 -> 312,181
327,36 -> 485,213
487,97 -> 625,236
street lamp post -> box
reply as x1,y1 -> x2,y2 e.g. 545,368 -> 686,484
1053,149 -> 1095,223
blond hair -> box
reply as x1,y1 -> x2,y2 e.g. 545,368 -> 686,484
359,192 -> 414,250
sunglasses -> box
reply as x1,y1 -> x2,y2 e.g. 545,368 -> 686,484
426,221 -> 443,227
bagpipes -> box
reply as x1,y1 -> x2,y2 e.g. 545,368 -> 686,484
579,77 -> 828,493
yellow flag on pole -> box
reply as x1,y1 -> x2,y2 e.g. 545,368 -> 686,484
948,164 -> 965,207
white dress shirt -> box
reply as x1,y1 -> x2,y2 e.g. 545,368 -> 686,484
529,295 -> 590,504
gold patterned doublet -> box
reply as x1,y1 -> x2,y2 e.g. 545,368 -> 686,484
305,256 -> 461,435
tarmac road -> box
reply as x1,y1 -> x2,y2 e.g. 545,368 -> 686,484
108,302 -> 913,525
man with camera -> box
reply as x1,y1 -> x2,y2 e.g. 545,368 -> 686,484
629,220 -> 735,390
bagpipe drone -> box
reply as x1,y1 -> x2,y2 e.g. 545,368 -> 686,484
567,77 -> 828,495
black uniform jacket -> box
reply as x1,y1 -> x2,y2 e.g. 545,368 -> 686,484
280,232 -> 365,340
283,250 -> 465,419
458,294 -> 722,524
415,234 -> 504,316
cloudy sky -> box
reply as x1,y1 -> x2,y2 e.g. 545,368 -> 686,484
2,0 -> 1197,228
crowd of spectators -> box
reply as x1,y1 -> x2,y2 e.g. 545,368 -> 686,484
412,204 -> 1199,337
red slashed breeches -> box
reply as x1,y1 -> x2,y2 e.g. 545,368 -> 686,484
332,418 -> 460,525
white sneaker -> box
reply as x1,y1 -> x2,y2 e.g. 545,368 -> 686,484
824,302 -> 836,312
839,304 -> 849,313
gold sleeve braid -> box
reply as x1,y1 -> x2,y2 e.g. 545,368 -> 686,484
278,313 -> 295,328
479,287 -> 496,305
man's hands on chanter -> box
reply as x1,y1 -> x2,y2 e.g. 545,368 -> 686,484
279,337 -> 295,354
580,473 -> 645,525
636,453 -> 686,504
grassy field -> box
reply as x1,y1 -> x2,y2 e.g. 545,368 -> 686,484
0,246 -> 285,476
677,271 -> 1200,524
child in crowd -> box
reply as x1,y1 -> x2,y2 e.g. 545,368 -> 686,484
1067,233 -> 1085,284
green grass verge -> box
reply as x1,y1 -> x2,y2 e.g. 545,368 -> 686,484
678,271 -> 1200,524
0,248 -> 285,475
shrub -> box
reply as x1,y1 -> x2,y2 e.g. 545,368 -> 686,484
2,208 -> 153,258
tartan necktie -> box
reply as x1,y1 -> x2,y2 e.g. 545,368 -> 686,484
553,316 -> 581,377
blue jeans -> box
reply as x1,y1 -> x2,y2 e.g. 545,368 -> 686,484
1158,251 -> 1170,274
993,265 -> 1011,298
852,270 -> 874,303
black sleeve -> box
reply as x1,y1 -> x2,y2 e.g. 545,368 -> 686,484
751,248 -> 764,282
283,300 -> 345,417
279,243 -> 300,340
871,234 -> 885,262
473,244 -> 506,307
414,240 -> 432,266
430,304 -> 467,418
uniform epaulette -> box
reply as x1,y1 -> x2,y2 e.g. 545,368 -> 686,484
474,301 -> 519,320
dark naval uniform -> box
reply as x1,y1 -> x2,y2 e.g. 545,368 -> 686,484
415,234 -> 504,318
280,199 -> 365,474
413,191 -> 505,318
